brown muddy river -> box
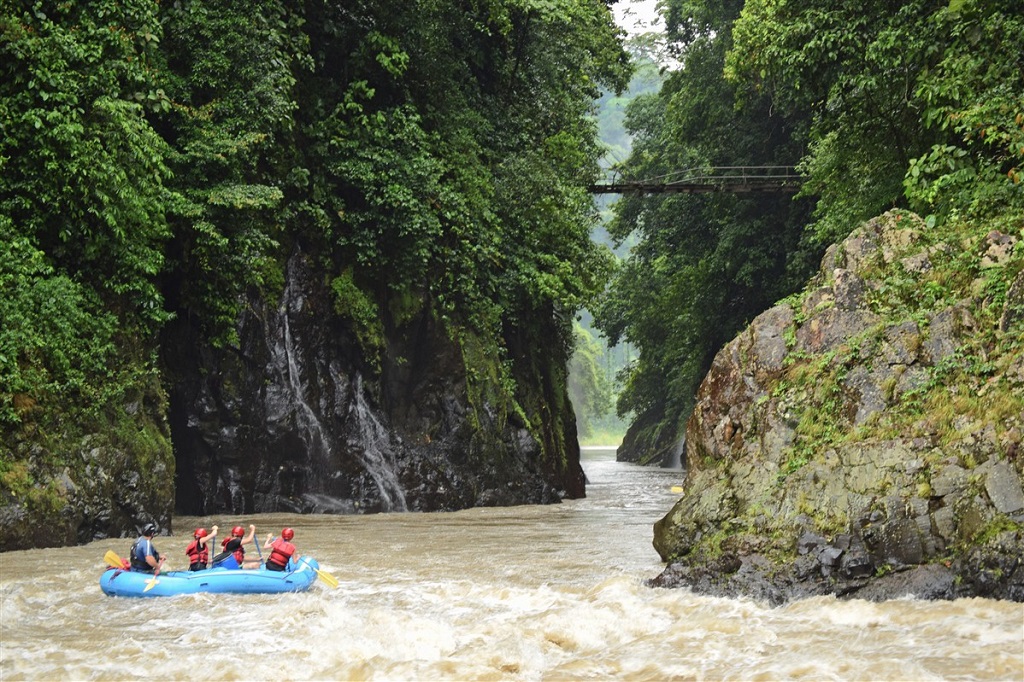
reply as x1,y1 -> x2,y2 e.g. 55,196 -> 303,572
1,448 -> 1021,680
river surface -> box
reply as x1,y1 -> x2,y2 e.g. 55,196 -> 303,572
1,447 -> 1022,681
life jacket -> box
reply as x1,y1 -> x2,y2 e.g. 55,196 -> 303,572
222,536 -> 245,564
267,539 -> 295,569
129,537 -> 160,572
185,538 -> 209,566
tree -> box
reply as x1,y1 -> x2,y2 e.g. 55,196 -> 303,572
1,1 -> 171,329
904,0 -> 1024,220
595,0 -> 819,459
1,0 -> 171,429
727,0 -> 1024,241
155,0 -> 304,346
292,0 -> 630,358
568,323 -> 615,440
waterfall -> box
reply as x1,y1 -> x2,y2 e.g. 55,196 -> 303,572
271,255 -> 406,512
279,276 -> 332,477
662,434 -> 685,469
348,374 -> 408,512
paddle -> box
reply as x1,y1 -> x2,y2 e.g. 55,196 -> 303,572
265,534 -> 337,588
299,556 -> 339,589
103,550 -> 124,569
143,559 -> 163,592
253,528 -> 264,565
204,525 -> 218,570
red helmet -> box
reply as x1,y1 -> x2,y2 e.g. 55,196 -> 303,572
231,526 -> 245,537
194,528 -> 207,539
281,528 -> 294,541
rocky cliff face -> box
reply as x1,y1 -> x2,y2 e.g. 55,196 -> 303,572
652,211 -> 1024,603
615,409 -> 684,468
164,247 -> 583,518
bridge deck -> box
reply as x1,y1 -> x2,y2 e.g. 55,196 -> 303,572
589,181 -> 800,194
590,166 -> 802,195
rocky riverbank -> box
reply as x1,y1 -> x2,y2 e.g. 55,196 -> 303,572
651,211 -> 1024,603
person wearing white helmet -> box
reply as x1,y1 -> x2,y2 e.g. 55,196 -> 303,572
129,523 -> 164,574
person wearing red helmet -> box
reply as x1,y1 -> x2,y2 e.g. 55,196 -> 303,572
211,524 -> 258,569
262,528 -> 300,572
184,525 -> 218,571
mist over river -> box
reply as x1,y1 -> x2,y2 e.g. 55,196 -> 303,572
1,447 -> 1021,681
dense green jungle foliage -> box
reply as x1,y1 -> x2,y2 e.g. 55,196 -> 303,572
597,0 -> 1024,458
0,0 -> 631,497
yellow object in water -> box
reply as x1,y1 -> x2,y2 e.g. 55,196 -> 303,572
670,486 -> 683,493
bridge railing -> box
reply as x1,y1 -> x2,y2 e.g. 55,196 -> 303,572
590,165 -> 803,194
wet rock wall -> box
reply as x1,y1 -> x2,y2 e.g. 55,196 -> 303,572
165,248 -> 582,518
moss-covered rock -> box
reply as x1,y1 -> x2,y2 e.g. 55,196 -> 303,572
653,210 -> 1024,602
1,391 -> 174,551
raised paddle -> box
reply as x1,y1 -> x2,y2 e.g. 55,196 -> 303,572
253,528 -> 264,565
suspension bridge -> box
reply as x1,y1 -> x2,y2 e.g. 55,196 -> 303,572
589,166 -> 802,194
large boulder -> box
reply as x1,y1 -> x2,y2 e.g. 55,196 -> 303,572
653,211 -> 1024,602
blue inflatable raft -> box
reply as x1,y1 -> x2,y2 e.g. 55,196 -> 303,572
99,558 -> 320,597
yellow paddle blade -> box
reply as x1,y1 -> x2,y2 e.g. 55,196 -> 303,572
104,550 -> 124,568
299,557 -> 338,588
315,567 -> 339,589
143,576 -> 159,592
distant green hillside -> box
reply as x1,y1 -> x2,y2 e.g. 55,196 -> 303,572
570,49 -> 666,446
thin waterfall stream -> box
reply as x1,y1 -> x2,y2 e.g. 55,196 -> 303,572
270,260 -> 406,511
349,374 -> 407,512
279,275 -> 331,474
